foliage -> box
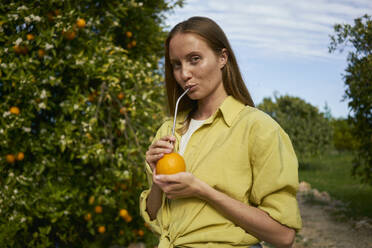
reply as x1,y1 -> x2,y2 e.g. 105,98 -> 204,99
331,118 -> 357,151
0,0 -> 183,247
329,14 -> 372,185
258,95 -> 332,165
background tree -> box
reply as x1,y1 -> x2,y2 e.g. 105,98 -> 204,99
329,14 -> 372,185
0,0 -> 182,247
331,118 -> 357,152
258,94 -> 332,166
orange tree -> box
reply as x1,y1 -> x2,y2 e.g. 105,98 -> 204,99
0,0 -> 183,247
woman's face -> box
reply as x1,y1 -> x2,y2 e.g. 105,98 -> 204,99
169,33 -> 227,101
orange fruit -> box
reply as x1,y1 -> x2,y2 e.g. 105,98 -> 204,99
13,45 -> 22,54
126,31 -> 132,38
98,225 -> 105,233
95,205 -> 103,214
119,209 -> 128,218
156,152 -> 186,175
6,154 -> 16,164
26,34 -> 35,40
124,214 -> 132,223
119,230 -> 124,235
127,43 -> 132,49
38,49 -> 45,58
16,152 -> 24,161
10,106 -> 20,115
131,40 -> 136,47
138,229 -> 144,237
63,30 -> 76,40
88,196 -> 95,205
84,213 -> 92,221
117,92 -> 124,100
76,18 -> 86,29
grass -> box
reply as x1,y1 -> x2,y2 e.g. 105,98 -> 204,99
299,151 -> 372,219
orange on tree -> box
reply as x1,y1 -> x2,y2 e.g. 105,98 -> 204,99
156,152 -> 186,175
94,205 -> 103,214
84,213 -> 92,221
26,34 -> 35,40
119,209 -> 128,218
125,31 -> 132,38
38,49 -> 45,58
98,225 -> 105,234
88,196 -> 95,205
16,152 -> 24,161
6,154 -> 16,164
123,214 -> 132,223
119,230 -> 124,235
76,18 -> 86,29
63,30 -> 76,40
13,45 -> 22,54
10,106 -> 20,115
131,40 -> 137,47
117,92 -> 124,100
137,229 -> 144,237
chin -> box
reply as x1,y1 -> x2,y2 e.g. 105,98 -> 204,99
187,92 -> 201,101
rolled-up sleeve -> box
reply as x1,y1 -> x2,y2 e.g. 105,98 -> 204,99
249,119 -> 302,230
139,120 -> 172,235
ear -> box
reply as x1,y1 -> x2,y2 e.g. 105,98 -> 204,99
219,48 -> 228,69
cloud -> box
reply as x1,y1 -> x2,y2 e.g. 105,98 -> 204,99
165,0 -> 372,60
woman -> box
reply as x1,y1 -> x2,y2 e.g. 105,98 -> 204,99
140,16 -> 301,248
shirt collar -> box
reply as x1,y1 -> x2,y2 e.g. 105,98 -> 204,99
217,96 -> 246,127
176,96 -> 246,128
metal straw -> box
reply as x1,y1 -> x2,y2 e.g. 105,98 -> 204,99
172,88 -> 190,136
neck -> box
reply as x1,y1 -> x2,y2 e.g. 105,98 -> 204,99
193,86 -> 228,120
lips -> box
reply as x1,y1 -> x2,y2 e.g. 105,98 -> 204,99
186,85 -> 197,92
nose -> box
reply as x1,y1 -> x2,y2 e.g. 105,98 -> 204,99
180,64 -> 192,83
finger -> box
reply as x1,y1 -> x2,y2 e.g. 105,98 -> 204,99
150,147 -> 173,155
159,135 -> 176,143
156,173 -> 183,184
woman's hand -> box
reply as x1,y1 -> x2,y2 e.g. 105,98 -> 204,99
145,135 -> 176,172
153,172 -> 206,200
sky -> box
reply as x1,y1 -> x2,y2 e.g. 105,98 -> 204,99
164,0 -> 372,118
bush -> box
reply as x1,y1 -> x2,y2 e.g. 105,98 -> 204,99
0,0 -> 182,247
331,118 -> 357,151
258,94 -> 332,165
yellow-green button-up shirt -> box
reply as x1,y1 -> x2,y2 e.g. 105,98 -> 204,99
140,96 -> 302,248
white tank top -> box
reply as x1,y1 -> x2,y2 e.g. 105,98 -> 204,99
179,118 -> 205,156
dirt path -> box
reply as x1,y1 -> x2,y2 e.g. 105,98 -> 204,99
291,183 -> 372,248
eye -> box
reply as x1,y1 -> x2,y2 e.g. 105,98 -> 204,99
172,61 -> 181,70
190,56 -> 200,64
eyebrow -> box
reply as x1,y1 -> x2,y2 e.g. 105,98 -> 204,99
170,51 -> 201,63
